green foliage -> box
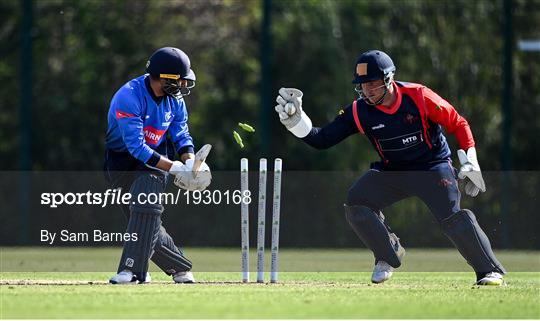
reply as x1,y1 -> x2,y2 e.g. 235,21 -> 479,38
1,0 -> 538,170
0,0 -> 22,166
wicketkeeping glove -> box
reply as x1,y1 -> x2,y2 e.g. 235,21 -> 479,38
274,87 -> 312,138
457,147 -> 486,197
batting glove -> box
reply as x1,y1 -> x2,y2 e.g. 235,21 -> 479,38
171,159 -> 212,191
169,160 -> 190,175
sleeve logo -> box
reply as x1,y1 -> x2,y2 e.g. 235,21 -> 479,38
115,110 -> 135,119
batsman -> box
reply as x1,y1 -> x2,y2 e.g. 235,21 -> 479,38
104,47 -> 211,284
275,50 -> 506,285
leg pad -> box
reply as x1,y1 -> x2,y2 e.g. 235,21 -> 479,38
441,209 -> 506,275
151,226 -> 193,275
345,205 -> 405,268
117,174 -> 165,282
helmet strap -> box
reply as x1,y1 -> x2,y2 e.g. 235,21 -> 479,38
355,83 -> 388,106
368,87 -> 388,106
355,73 -> 394,106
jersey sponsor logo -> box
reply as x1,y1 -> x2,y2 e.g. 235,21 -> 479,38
372,124 -> 385,130
116,110 -> 135,119
378,131 -> 423,151
165,111 -> 173,122
143,126 -> 166,145
402,135 -> 417,145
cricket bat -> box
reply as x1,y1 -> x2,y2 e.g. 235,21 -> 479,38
192,144 -> 212,178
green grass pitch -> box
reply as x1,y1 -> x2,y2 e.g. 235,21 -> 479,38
1,247 -> 539,319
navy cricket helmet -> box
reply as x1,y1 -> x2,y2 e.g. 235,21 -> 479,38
146,47 -> 196,98
352,50 -> 395,84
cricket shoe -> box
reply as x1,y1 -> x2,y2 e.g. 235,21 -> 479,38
476,272 -> 505,286
371,261 -> 394,284
109,270 -> 151,284
173,271 -> 195,283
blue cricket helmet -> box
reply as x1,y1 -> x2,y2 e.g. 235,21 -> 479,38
352,50 -> 395,84
146,47 -> 196,81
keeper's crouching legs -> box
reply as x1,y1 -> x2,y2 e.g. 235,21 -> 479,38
441,209 -> 506,279
344,205 -> 405,268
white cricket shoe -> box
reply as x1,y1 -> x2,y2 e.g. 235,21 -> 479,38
371,261 -> 394,284
173,271 -> 195,283
142,272 -> 152,283
476,272 -> 505,286
109,270 -> 151,284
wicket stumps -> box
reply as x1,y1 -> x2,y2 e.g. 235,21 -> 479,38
240,158 -> 249,283
257,159 -> 267,283
240,158 -> 282,283
270,158 -> 282,283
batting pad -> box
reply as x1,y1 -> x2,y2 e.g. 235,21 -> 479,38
117,174 -> 165,282
151,225 -> 193,275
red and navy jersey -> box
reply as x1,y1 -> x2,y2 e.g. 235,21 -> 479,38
302,81 -> 475,169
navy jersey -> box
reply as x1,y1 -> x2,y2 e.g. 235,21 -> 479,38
302,81 -> 475,169
105,75 -> 194,168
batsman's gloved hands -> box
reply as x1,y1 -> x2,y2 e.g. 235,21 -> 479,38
274,87 -> 312,138
170,159 -> 212,191
169,160 -> 190,174
457,147 -> 486,197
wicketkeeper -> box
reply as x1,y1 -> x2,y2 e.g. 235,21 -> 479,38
275,50 -> 506,285
104,47 -> 211,284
